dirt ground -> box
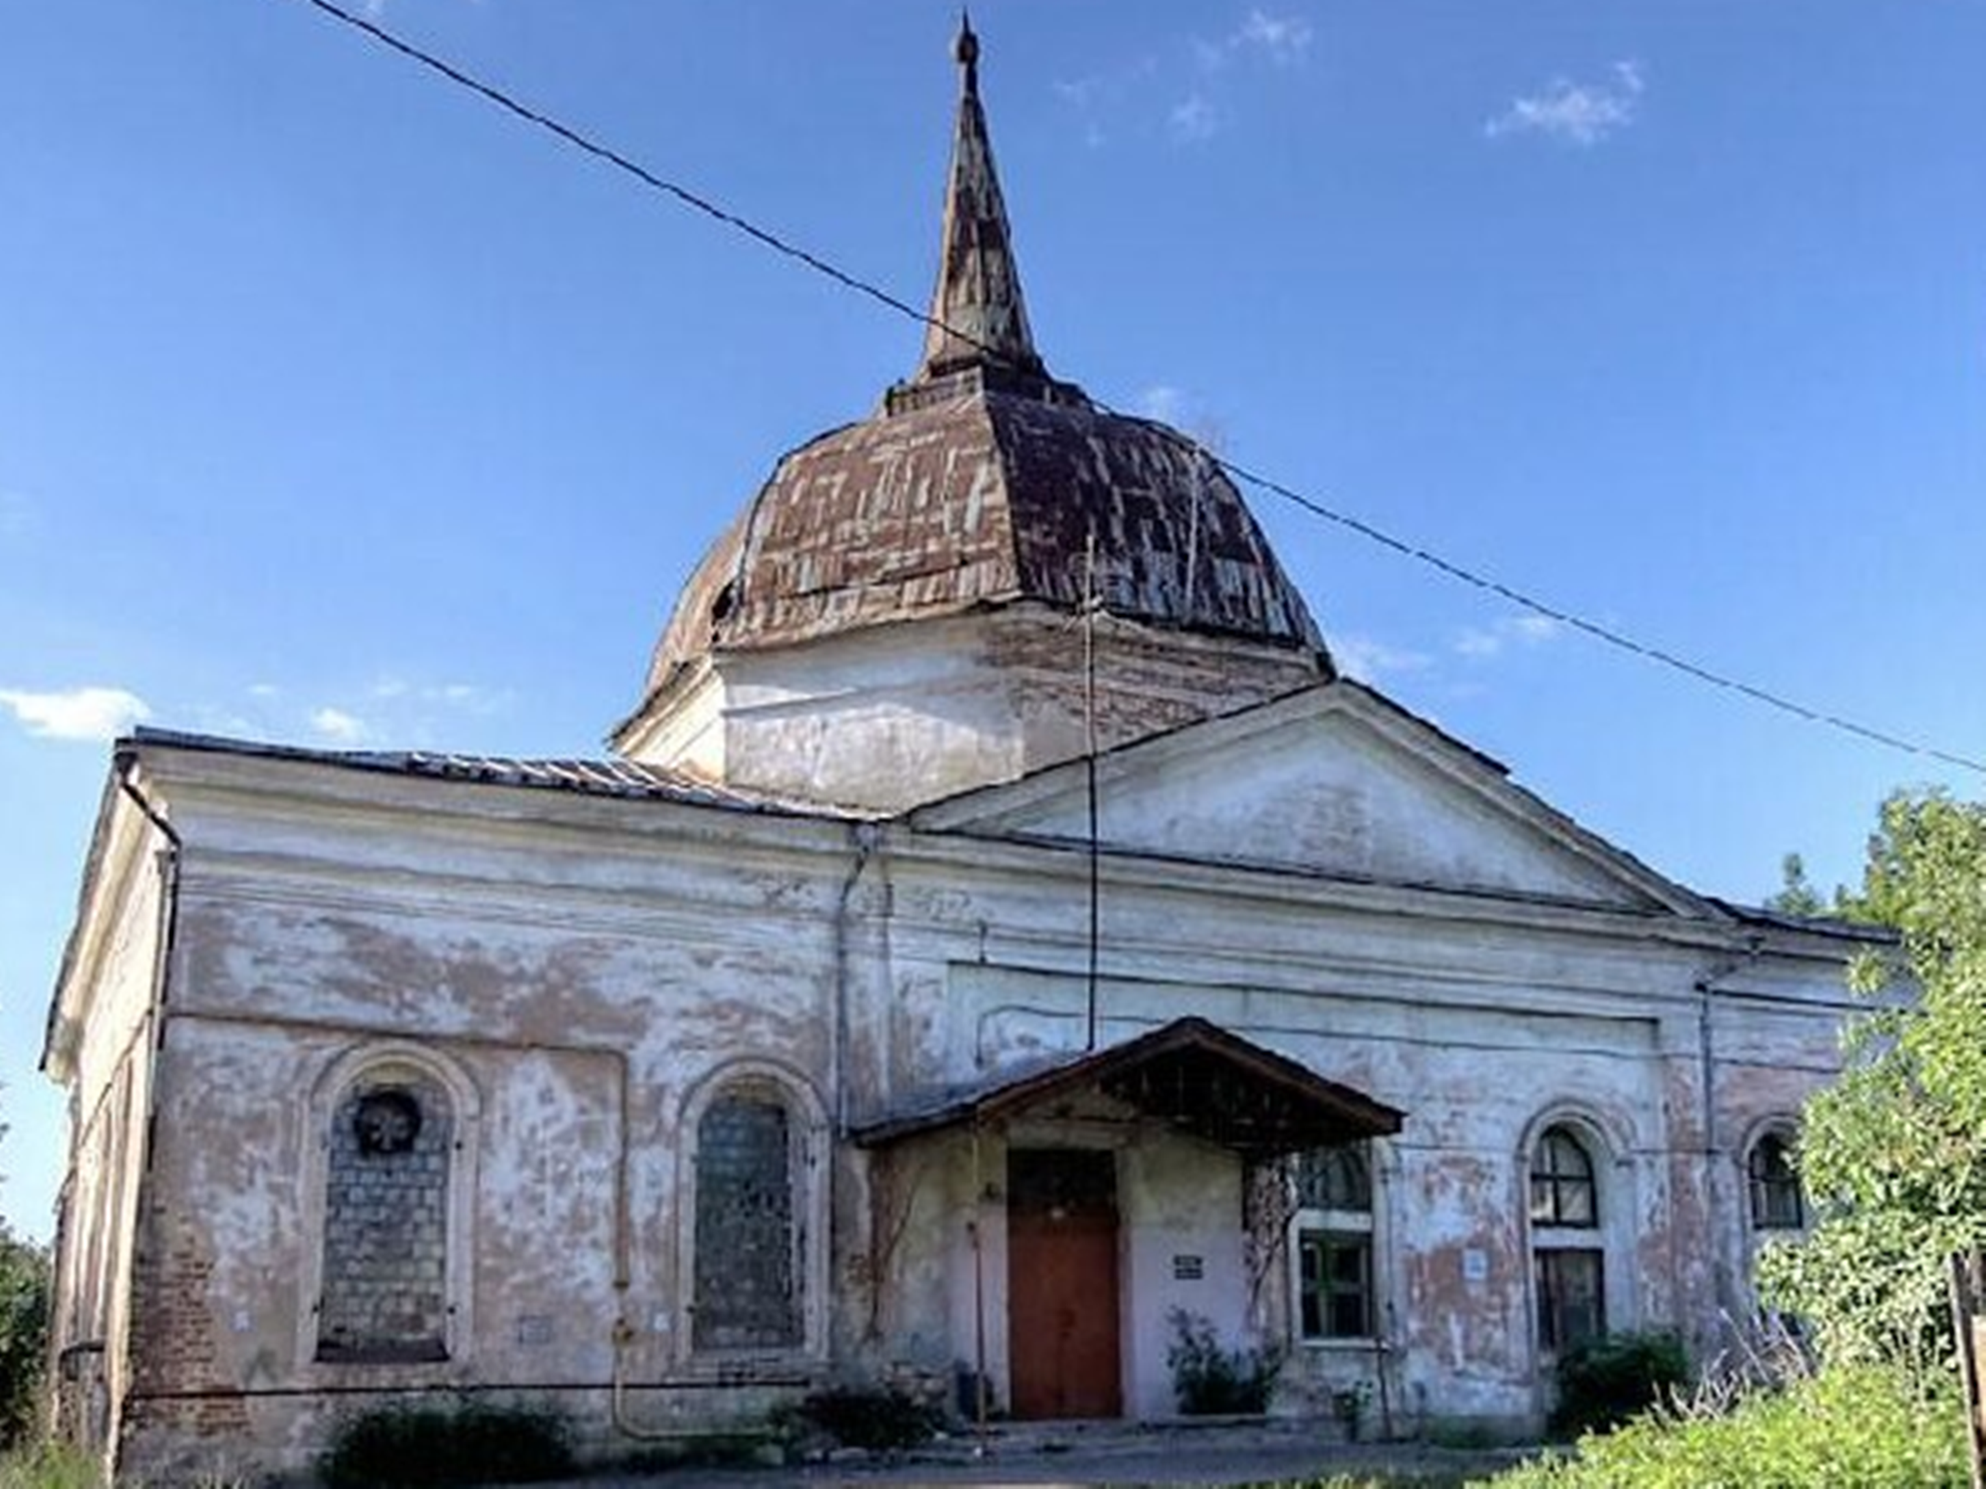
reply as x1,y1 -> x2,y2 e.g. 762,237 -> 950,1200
540,1419 -> 1537,1488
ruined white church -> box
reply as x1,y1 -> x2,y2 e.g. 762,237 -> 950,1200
42,22 -> 1872,1479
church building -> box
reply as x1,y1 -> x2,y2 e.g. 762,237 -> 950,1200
42,22 -> 1869,1480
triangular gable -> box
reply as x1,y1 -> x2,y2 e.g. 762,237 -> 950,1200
912,681 -> 1715,917
855,1016 -> 1403,1157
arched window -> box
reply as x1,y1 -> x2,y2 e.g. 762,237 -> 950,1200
1299,1145 -> 1372,1212
1748,1131 -> 1804,1231
1293,1143 -> 1375,1340
692,1085 -> 802,1352
318,1072 -> 453,1362
1530,1123 -> 1604,1354
1530,1126 -> 1597,1229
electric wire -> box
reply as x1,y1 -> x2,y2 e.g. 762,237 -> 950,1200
291,0 -> 1986,778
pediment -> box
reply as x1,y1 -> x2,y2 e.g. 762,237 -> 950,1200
912,682 -> 1712,917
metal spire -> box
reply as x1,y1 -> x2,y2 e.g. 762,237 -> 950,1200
916,13 -> 1045,381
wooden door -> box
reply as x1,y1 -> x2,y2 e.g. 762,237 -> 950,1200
1007,1148 -> 1123,1420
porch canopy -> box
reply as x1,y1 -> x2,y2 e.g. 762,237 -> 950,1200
854,1016 -> 1403,1157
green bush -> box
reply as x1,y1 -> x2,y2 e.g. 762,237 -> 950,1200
1165,1309 -> 1283,1416
1548,1330 -> 1689,1438
1475,1361 -> 1966,1489
0,1228 -> 49,1452
319,1398 -> 574,1488
785,1382 -> 940,1451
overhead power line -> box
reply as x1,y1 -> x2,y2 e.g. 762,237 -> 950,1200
291,0 -> 1985,778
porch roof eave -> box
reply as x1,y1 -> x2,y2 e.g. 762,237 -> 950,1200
851,1015 -> 1404,1158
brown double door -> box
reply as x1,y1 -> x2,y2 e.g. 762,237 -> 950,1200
1006,1148 -> 1123,1420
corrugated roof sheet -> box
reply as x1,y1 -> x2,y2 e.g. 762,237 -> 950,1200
1710,898 -> 1897,944
127,727 -> 859,818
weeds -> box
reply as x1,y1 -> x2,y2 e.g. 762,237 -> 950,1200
779,1381 -> 940,1452
320,1398 -> 573,1488
1475,1360 -> 1965,1488
0,1442 -> 98,1489
1166,1308 -> 1283,1415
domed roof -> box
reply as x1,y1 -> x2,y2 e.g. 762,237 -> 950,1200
647,374 -> 1326,696
641,18 -> 1331,702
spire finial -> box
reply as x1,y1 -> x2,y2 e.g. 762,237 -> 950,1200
954,10 -> 979,88
915,16 -> 1046,384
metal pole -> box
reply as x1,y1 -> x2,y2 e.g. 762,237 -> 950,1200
1950,1251 -> 1986,1489
1084,526 -> 1100,1052
972,1125 -> 990,1457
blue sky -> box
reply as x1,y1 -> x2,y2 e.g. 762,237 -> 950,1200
3,1 -> 1982,1240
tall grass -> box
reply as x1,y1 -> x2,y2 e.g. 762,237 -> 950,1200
1472,1361 -> 1967,1488
0,1442 -> 99,1489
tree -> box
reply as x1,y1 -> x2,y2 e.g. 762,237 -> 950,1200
1759,789 -> 1986,1370
0,1221 -> 49,1449
1765,851 -> 1830,917
0,1090 -> 51,1448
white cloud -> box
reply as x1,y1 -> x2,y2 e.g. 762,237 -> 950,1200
1486,61 -> 1645,147
1053,55 -> 1159,148
1235,9 -> 1313,66
0,685 -> 152,742
246,682 -> 281,700
190,706 -> 266,739
1330,635 -> 1432,684
364,675 -> 508,712
292,677 -> 512,749
1131,385 -> 1227,452
1196,10 -> 1314,71
1455,614 -> 1568,660
1062,16 -> 1307,148
1055,75 -> 1105,109
310,707 -> 369,745
1170,93 -> 1220,143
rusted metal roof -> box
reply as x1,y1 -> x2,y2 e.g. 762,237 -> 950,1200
1710,899 -> 1897,944
637,19 -> 1331,702
647,379 -> 1329,693
125,727 -> 860,817
855,1015 -> 1404,1157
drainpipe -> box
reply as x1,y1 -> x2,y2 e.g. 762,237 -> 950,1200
116,752 -> 184,1178
616,823 -> 881,1443
970,1124 -> 989,1457
1693,934 -> 1763,1332
831,823 -> 881,1138
88,754 -> 181,1466
104,758 -> 698,1445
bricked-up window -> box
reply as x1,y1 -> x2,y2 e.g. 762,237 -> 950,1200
692,1090 -> 800,1351
1749,1132 -> 1805,1230
317,1076 -> 451,1362
1294,1143 -> 1375,1341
